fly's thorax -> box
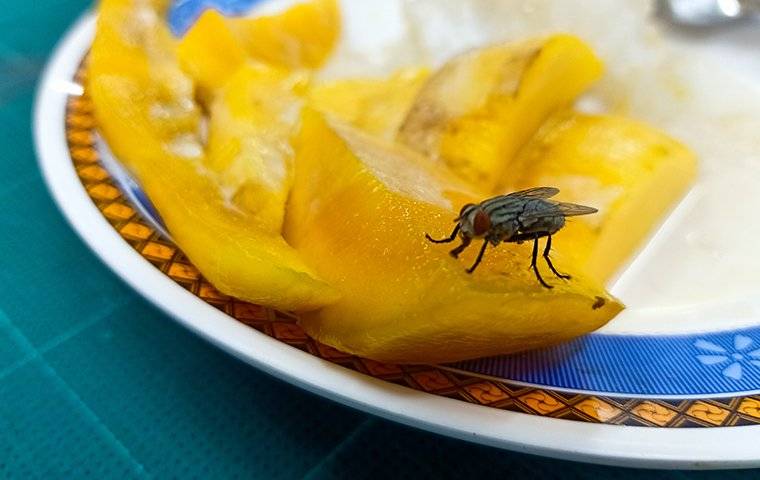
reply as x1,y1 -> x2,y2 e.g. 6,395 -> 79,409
488,220 -> 519,242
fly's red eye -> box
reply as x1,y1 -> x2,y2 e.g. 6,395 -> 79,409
472,209 -> 491,236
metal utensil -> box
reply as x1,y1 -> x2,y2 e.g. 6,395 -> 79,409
656,0 -> 759,27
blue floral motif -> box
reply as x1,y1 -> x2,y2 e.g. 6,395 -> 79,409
695,335 -> 760,380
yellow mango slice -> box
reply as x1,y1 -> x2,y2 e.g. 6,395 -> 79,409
89,0 -> 338,311
89,0 -> 199,161
308,67 -> 430,140
398,34 -> 603,189
206,63 -> 307,232
285,110 -> 623,363
177,0 -> 340,90
229,0 -> 340,70
509,111 -> 698,282
176,9 -> 247,91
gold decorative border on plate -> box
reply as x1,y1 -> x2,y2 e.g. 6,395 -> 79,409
66,62 -> 760,428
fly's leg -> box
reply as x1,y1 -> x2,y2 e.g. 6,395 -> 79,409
425,224 -> 461,244
531,235 -> 552,289
449,236 -> 471,258
543,235 -> 571,280
466,241 -> 489,274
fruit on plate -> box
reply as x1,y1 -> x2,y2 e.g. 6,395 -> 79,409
398,34 -> 603,189
284,110 -> 623,363
89,0 -> 338,311
508,111 -> 698,282
308,67 -> 430,140
205,63 -> 308,232
90,0 -> 711,364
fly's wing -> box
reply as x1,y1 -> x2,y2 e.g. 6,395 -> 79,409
555,202 -> 598,217
504,187 -> 560,199
519,201 -> 598,222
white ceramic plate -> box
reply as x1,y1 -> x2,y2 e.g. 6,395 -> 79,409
35,2 -> 760,469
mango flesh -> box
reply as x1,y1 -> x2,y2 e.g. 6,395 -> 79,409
509,111 -> 698,282
229,0 -> 340,70
89,0 -> 338,311
178,0 -> 340,233
176,9 -> 246,92
206,63 -> 308,232
308,67 -> 430,140
285,110 -> 623,364
177,0 -> 340,92
398,34 -> 603,189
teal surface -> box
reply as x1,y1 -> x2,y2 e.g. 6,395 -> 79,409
1,0 -> 759,477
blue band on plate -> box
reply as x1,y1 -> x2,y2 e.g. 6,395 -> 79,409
168,0 -> 264,36
448,330 -> 760,397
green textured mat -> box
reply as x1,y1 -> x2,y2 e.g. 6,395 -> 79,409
2,0 -> 759,477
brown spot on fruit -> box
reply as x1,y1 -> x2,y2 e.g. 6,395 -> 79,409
592,296 -> 606,310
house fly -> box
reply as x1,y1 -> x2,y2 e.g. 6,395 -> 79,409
425,187 -> 598,289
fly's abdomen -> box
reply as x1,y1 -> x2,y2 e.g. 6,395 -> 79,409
521,215 -> 565,234
517,199 -> 565,234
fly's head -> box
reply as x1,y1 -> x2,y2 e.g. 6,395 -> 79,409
457,203 -> 491,239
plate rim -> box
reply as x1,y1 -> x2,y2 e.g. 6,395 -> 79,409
33,12 -> 760,470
